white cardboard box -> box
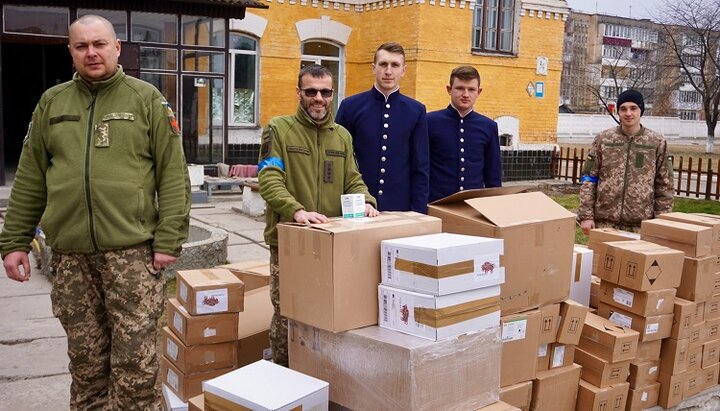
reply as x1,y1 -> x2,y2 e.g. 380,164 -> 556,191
378,283 -> 501,341
202,360 -> 329,411
381,233 -> 504,295
162,384 -> 188,411
570,245 -> 593,307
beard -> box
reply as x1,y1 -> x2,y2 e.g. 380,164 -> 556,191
301,99 -> 329,121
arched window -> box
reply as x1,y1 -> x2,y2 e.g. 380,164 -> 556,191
301,41 -> 344,112
229,33 -> 259,125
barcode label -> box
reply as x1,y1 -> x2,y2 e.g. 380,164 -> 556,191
382,293 -> 388,323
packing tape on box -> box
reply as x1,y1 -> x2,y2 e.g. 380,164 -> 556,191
198,269 -> 232,284
575,252 -> 583,282
414,295 -> 500,328
395,258 -> 475,279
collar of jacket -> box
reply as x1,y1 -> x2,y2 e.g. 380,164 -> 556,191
73,65 -> 125,94
616,124 -> 646,138
370,85 -> 400,103
294,104 -> 336,130
447,104 -> 475,119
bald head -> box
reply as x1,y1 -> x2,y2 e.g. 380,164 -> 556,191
68,15 -> 121,82
70,15 -> 117,42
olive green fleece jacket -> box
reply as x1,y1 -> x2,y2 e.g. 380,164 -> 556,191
259,105 -> 376,246
0,66 -> 191,257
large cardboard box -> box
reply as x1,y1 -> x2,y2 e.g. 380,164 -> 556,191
595,240 -> 684,291
499,381 -> 532,411
380,233 -> 504,295
701,362 -> 720,390
628,359 -> 659,389
428,189 -> 575,314
288,321 -> 501,411
162,327 -> 236,374
579,313 -> 639,362
574,347 -> 630,388
530,364 -> 581,411
671,298 -> 696,340
202,360 -> 329,411
677,255 -> 716,302
627,382 -> 660,411
570,245 -> 593,306
660,337 -> 689,375
684,369 -> 704,397
537,303 -> 560,345
640,218 -> 713,257
167,298 -> 239,346
703,338 -> 720,368
706,293 -> 720,320
236,286 -> 273,367
378,284 -> 500,341
217,260 -> 270,292
597,303 -> 673,342
501,309 -> 542,386
587,228 -> 640,275
658,371 -> 684,408
176,269 -> 244,315
635,339 -> 662,360
706,318 -> 720,341
278,212 -> 441,332
160,357 -> 233,402
609,382 -> 629,411
659,212 -> 720,253
556,299 -> 588,345
548,342 -> 574,369
576,379 -> 613,411
687,343 -> 703,372
598,281 -> 675,317
590,275 -> 601,309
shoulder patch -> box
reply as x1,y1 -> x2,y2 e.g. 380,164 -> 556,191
162,101 -> 180,135
260,128 -> 273,159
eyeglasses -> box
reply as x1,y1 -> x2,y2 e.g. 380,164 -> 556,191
301,88 -> 334,98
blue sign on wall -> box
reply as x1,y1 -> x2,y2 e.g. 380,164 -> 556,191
535,81 -> 545,98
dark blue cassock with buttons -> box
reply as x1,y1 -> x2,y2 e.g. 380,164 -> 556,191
336,87 -> 429,213
427,105 -> 502,203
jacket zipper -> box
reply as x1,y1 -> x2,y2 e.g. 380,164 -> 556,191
316,129 -> 322,212
619,138 -> 632,225
85,90 -> 99,251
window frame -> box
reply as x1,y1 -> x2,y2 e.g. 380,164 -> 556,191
300,40 -> 345,111
471,0 -> 519,56
228,32 -> 260,127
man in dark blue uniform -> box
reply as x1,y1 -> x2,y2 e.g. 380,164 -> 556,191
336,42 -> 429,213
427,66 -> 501,202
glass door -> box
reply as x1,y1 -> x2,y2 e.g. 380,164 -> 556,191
181,75 -> 224,164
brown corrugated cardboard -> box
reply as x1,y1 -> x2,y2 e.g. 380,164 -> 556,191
176,269 -> 244,315
684,369 -> 704,397
217,260 -> 270,292
167,298 -> 239,346
658,371 -> 684,408
706,318 -> 720,341
476,401 -> 521,411
690,321 -> 706,345
236,331 -> 270,369
599,281 -> 675,317
499,381 -> 532,411
576,379 -> 613,411
288,321 -> 500,411
635,339 -> 662,360
579,313 -> 639,362
703,338 -> 720,368
570,245 -> 593,306
428,189 -> 575,315
556,299 -> 588,345
548,343 -> 574,369
677,255 -> 716,303
705,293 -> 720,320
609,382 -> 629,411
701,362 -> 720,390
641,218 -> 713,257
235,286 -> 272,367
587,228 -> 640,276
671,298 -> 696,340
595,240 -> 684,291
501,310 -> 542,386
536,344 -> 549,372
659,337 -> 689,375
160,356 -> 234,402
657,212 -> 720,254
530,364 -> 581,411
695,301 -> 706,324
162,327 -> 236,374
628,359 -> 659,389
574,347 -> 630,388
278,212 -> 441,332
188,394 -> 204,411
597,303 -> 673,342
687,343 -> 703,372
590,275 -> 601,309
627,382 -> 660,411
537,303 -> 560,345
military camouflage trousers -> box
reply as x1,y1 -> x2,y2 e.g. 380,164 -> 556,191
269,246 -> 288,367
595,220 -> 641,233
50,244 -> 165,411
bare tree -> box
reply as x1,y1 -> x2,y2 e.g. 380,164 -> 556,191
656,0 -> 720,153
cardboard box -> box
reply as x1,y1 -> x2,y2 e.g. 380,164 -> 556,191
706,318 -> 720,341
598,281 -> 675,317
677,255 -> 716,302
703,339 -> 720,368
590,275 -> 601,309
595,240 -> 684,291
536,344 -> 549,372
236,286 -> 272,368
499,381 -> 532,411
476,401 -> 521,411
657,212 -> 720,254
695,301 -> 706,324
701,362 -> 720,390
428,189 -> 575,315
501,309 -> 542,386
570,245 -> 593,307
658,372 -> 684,408
576,379 -> 613,411
556,299 -> 588,345
597,303 -> 673,342
202,360 -> 329,411
609,382 -> 629,411
537,303 -> 560,345
162,383 -> 188,411
530,364 -> 581,411
187,394 -> 203,411
378,284 -> 500,341
641,218 -> 713,257
380,232 -> 505,295
635,339 -> 662,360
628,359 -> 659,389
627,382 -> 660,411
167,298 -> 239,346
579,313 -> 639,362
687,343 -> 703,372
548,342 -> 574,369
217,260 -> 270,292
684,369 -> 704,397
574,347 -> 630,388
690,321 -> 706,345
671,298 -> 696,340
176,269 -> 244,315
288,321 -> 501,411
587,228 -> 640,274
160,357 -> 233,402
706,293 -> 720,320
660,337 -> 689,375
162,327 -> 236,374
278,212 -> 441,332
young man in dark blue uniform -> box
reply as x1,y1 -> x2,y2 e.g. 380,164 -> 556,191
336,42 -> 429,213
427,66 -> 501,202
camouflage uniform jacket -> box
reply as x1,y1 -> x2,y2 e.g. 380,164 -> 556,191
578,125 -> 674,227
0,66 -> 191,257
258,106 -> 376,247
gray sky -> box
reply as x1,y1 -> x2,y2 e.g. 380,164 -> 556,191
566,0 -> 665,20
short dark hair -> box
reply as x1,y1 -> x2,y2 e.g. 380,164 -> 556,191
449,66 -> 481,86
374,42 -> 405,63
297,64 -> 333,88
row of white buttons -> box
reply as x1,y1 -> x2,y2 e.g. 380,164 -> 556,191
379,105 -> 390,195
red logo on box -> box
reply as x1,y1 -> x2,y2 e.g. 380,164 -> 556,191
202,295 -> 220,306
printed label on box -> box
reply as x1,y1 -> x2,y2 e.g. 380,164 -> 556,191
179,282 -> 188,302
173,312 -> 183,334
646,323 -> 659,334
657,299 -> 664,310
502,318 -> 527,342
650,366 -> 658,375
196,289 -> 229,314
609,311 -> 633,328
167,368 -> 179,391
538,344 -> 548,357
552,345 -> 566,368
166,338 -> 178,361
382,246 -> 397,282
474,254 -> 501,282
203,327 -> 217,338
613,287 -> 634,307
641,392 -> 648,401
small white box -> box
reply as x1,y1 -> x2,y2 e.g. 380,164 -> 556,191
378,283 -> 501,341
341,194 -> 365,218
162,384 -> 188,411
202,360 -> 329,411
570,245 -> 593,306
381,233 -> 504,295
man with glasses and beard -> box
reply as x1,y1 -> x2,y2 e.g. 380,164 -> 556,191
258,64 -> 378,367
